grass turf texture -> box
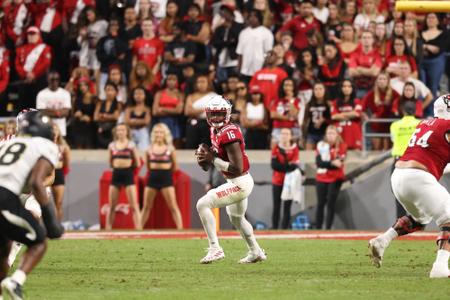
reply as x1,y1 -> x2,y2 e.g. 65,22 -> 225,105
18,239 -> 450,300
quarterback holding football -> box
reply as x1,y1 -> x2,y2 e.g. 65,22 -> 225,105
194,95 -> 266,264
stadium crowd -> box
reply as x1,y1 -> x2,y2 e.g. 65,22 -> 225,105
0,0 -> 449,151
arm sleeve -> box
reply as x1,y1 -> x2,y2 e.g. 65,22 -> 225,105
316,154 -> 337,169
271,157 -> 288,172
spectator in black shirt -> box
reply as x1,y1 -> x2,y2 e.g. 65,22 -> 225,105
120,6 -> 143,79
183,3 -> 211,65
97,19 -> 128,96
164,23 -> 196,79
211,4 -> 244,83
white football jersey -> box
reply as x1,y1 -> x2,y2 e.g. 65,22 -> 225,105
0,136 -> 58,195
0,134 -> 15,147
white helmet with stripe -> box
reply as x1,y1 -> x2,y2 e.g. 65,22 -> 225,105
434,94 -> 450,120
205,95 -> 232,128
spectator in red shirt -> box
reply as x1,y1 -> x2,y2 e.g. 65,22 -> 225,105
384,36 -> 418,79
0,43 -> 9,113
315,124 -> 346,229
271,128 -> 300,229
62,0 -> 95,27
337,23 -> 360,63
362,72 -> 399,150
318,42 -> 346,99
340,1 -> 357,24
4,0 -> 29,46
330,79 -> 363,150
392,81 -> 423,118
158,1 -> 180,43
129,61 -> 158,95
28,0 -> 64,72
348,30 -> 382,99
374,22 -> 390,59
270,77 -> 301,146
276,0 -> 322,51
15,26 -> 52,110
132,18 -> 164,78
249,49 -> 288,108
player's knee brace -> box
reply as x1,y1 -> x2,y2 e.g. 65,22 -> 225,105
436,227 -> 450,247
394,215 -> 426,235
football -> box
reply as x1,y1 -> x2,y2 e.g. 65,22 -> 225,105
195,143 -> 212,171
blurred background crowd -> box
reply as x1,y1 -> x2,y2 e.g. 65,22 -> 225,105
0,0 -> 449,151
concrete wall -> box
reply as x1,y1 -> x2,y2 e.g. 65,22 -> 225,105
62,150 -> 447,230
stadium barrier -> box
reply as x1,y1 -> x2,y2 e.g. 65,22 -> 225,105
361,118 -> 397,156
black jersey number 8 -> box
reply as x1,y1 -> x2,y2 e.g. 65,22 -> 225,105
0,143 -> 26,165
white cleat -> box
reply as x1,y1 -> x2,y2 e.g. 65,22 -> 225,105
368,238 -> 387,268
430,263 -> 450,278
200,247 -> 225,264
239,249 -> 267,264
1,277 -> 23,300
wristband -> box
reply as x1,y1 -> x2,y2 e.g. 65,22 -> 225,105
213,157 -> 230,172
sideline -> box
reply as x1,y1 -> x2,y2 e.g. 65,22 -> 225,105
62,230 -> 437,241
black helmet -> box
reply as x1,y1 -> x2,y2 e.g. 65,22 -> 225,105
18,111 -> 54,141
16,108 -> 39,130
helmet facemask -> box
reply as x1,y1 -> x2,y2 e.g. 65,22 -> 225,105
206,109 -> 231,128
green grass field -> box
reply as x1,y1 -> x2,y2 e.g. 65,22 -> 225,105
16,238 -> 450,300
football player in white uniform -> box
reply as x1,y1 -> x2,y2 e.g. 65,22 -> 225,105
1,109 -> 55,268
0,111 -> 63,300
